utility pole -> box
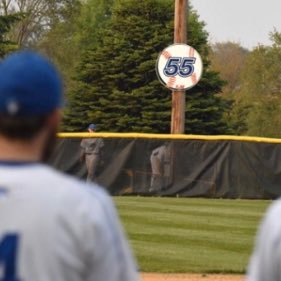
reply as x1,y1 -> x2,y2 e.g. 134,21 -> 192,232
171,0 -> 188,134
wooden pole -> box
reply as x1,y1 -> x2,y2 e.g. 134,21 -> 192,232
171,0 -> 188,134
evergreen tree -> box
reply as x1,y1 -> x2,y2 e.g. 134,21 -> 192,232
64,0 -> 229,134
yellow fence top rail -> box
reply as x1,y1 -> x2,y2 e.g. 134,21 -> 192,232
57,132 -> 281,144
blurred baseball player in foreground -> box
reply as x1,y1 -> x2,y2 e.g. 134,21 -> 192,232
247,200 -> 281,281
0,51 -> 139,281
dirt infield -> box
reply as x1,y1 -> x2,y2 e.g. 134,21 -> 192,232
141,273 -> 245,281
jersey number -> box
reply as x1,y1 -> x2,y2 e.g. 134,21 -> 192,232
0,234 -> 21,281
163,57 -> 196,77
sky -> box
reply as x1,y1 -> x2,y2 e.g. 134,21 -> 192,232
190,0 -> 281,50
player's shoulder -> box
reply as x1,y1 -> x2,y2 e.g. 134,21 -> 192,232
266,198 -> 281,215
260,198 -> 281,232
38,166 -> 120,243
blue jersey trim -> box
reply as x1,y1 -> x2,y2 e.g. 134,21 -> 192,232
0,161 -> 39,166
0,187 -> 8,195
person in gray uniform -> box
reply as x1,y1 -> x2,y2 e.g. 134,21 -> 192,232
149,142 -> 172,192
80,123 -> 104,182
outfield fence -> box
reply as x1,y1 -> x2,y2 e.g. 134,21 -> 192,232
50,133 -> 281,199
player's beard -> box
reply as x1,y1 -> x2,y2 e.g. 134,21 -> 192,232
41,126 -> 58,163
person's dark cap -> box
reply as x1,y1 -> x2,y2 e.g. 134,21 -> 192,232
88,124 -> 96,130
0,51 -> 63,116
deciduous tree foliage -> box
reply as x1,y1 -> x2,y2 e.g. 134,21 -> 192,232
210,42 -> 249,134
0,14 -> 20,57
38,0 -> 113,98
63,0 -> 229,134
0,0 -> 78,47
210,42 -> 248,95
76,0 -> 114,47
37,0 -> 81,83
237,30 -> 281,137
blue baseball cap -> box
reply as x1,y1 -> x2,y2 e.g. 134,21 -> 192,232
0,51 -> 63,116
88,123 -> 96,130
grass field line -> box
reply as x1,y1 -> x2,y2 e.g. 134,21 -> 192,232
114,197 -> 271,274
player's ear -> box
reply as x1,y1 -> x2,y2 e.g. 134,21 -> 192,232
46,109 -> 61,131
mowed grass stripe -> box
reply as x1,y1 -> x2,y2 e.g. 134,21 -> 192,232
114,197 -> 270,273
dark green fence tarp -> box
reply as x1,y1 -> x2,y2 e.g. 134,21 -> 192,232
49,137 -> 281,199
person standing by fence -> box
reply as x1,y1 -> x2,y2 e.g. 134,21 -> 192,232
149,142 -> 172,192
80,123 -> 104,182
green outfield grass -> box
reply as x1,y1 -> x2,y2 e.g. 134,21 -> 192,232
114,197 -> 271,274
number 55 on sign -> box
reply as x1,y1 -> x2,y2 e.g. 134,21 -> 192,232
156,44 -> 203,91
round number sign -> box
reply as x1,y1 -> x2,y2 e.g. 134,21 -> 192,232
156,44 -> 203,91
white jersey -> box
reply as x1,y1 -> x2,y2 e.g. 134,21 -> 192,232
247,199 -> 281,281
0,162 -> 139,281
